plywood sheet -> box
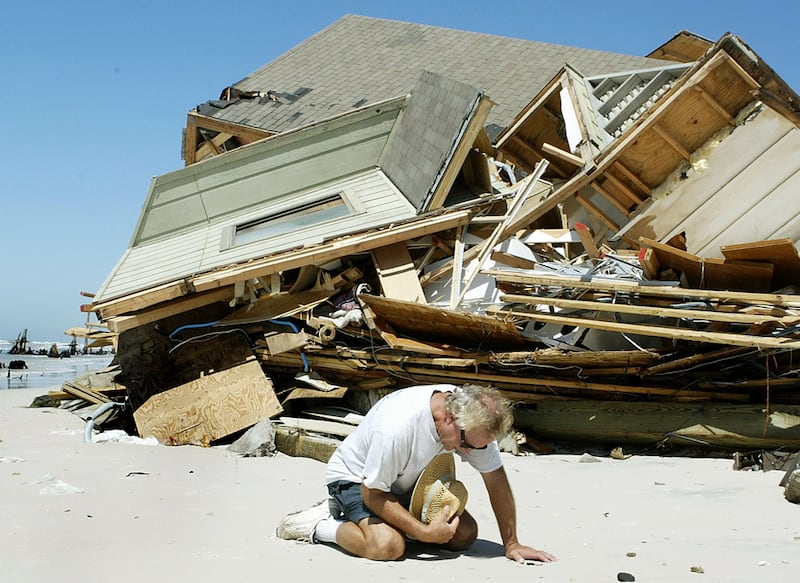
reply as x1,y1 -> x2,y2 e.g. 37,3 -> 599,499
721,238 -> 800,290
640,237 -> 773,292
133,359 -> 282,445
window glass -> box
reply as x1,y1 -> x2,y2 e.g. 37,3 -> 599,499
233,193 -> 350,246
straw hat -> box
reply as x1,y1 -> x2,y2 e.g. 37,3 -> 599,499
409,453 -> 469,523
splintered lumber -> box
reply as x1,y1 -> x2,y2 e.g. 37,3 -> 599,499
574,223 -> 600,258
358,293 -> 528,349
107,287 -> 235,333
261,349 -> 747,402
486,305 -> 800,350
486,269 -> 800,308
133,359 -> 282,445
48,386 -> 126,402
499,293 -> 800,326
93,279 -> 193,319
280,386 -> 349,403
487,348 -> 660,368
642,346 -> 754,376
60,382 -> 113,405
278,416 -> 356,438
514,400 -> 800,449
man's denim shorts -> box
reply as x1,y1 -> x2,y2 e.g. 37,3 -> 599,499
327,480 -> 411,525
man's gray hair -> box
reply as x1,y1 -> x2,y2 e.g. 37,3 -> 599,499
445,384 -> 513,438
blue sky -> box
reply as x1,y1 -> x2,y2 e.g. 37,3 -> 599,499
1,0 -> 796,342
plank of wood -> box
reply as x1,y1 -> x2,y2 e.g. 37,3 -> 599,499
305,407 -> 365,426
638,247 -> 660,279
95,279 -> 192,319
693,85 -> 736,125
280,386 -> 349,402
263,332 -> 308,356
185,111 -> 273,145
498,293 -> 800,326
591,181 -> 633,216
61,382 -> 113,404
574,223 -> 600,258
365,309 -> 463,357
278,416 -> 356,437
487,306 -> 800,350
653,122 -> 692,161
371,242 -> 427,303
107,287 -> 235,333
133,359 -> 282,446
609,162 -> 650,199
484,270 -> 800,308
541,142 -> 585,167
487,348 -> 659,368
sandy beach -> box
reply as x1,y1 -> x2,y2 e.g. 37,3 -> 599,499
1,386 -> 798,583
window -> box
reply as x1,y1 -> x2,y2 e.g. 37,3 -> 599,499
232,193 -> 352,247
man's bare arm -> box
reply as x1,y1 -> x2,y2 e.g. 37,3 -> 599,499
481,466 -> 558,563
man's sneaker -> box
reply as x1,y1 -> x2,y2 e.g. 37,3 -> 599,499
275,499 -> 331,542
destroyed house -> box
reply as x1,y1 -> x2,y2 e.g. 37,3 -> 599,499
82,16 -> 800,452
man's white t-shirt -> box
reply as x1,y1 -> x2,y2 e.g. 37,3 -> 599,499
325,384 -> 503,496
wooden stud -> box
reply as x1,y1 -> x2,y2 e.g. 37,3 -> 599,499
603,171 -> 645,205
693,86 -> 736,126
591,181 -> 633,216
611,161 -> 651,196
574,193 -> 620,232
541,142 -> 585,167
652,123 -> 692,160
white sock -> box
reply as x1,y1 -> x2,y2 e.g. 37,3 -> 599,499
313,515 -> 344,543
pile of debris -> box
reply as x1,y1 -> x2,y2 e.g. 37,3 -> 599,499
57,17 -> 800,457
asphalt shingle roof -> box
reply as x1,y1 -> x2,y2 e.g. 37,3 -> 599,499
205,14 -> 673,139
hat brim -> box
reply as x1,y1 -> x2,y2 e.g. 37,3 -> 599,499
410,453 -> 468,523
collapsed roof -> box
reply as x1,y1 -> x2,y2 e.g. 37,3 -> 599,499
183,13 -> 674,164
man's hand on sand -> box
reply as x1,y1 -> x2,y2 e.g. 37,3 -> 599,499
506,542 -> 558,564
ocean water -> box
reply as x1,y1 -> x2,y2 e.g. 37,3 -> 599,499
0,339 -> 114,392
